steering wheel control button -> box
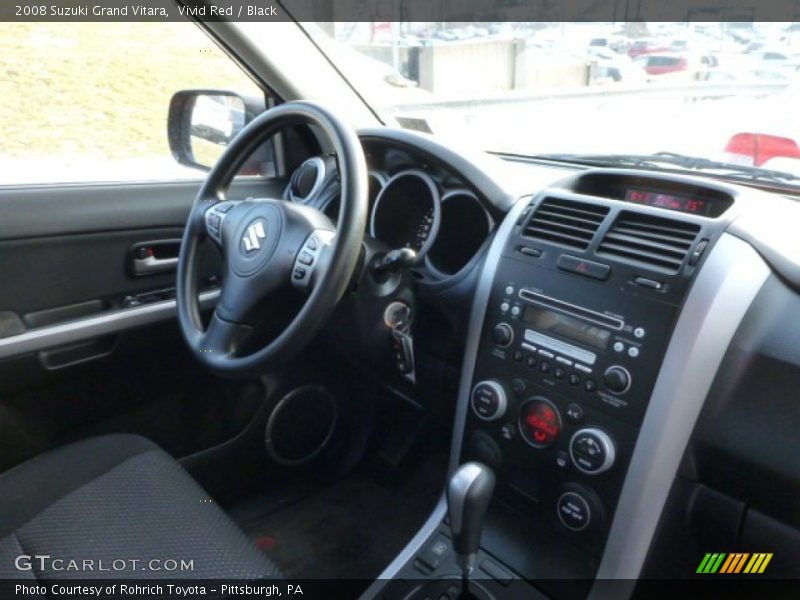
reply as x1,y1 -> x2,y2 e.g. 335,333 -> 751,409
205,203 -> 238,243
491,323 -> 514,347
292,229 -> 335,291
603,366 -> 632,394
471,381 -> 507,422
519,398 -> 561,449
565,403 -> 584,423
570,428 -> 616,475
557,491 -> 591,531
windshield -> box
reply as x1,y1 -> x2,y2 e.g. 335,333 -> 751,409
303,22 -> 800,186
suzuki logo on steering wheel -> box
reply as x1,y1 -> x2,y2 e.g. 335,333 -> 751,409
242,220 -> 267,254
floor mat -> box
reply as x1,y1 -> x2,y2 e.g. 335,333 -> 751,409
237,455 -> 447,579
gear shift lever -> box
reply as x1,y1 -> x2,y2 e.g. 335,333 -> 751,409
447,462 -> 496,597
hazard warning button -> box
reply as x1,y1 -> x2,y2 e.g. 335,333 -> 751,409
556,254 -> 611,281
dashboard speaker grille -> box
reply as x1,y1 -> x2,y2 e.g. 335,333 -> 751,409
522,197 -> 609,250
597,211 -> 701,274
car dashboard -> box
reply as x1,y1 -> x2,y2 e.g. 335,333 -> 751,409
281,127 -> 800,595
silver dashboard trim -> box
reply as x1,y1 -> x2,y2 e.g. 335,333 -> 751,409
449,197 -> 532,468
589,233 -> 770,588
0,290 -> 220,361
363,196 -> 530,597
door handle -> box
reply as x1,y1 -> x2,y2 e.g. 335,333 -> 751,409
133,255 -> 179,275
129,239 -> 181,276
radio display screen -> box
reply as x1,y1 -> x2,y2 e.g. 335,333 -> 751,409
523,305 -> 611,351
624,188 -> 709,215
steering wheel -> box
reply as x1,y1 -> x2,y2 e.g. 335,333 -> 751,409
176,101 -> 368,377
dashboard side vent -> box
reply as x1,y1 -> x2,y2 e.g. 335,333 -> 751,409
597,211 -> 701,274
522,197 -> 609,250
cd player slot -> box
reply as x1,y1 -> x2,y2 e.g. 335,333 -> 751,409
518,289 -> 624,331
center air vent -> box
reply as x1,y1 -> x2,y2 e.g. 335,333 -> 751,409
523,197 -> 609,251
597,211 -> 701,274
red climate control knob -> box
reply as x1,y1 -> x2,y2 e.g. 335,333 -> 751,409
519,398 -> 561,449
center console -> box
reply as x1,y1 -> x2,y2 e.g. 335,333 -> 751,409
371,169 -> 743,600
461,177 -> 726,568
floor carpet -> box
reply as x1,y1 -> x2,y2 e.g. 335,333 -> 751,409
234,454 -> 447,580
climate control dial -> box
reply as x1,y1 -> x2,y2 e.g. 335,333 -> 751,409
569,428 -> 616,475
471,380 -> 508,421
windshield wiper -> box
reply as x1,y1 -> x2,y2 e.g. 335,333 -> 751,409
528,152 -> 800,186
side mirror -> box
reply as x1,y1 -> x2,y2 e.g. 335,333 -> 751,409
168,90 -> 269,173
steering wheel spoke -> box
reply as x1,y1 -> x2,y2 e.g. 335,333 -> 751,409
199,312 -> 253,360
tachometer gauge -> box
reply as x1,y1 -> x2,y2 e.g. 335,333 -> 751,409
370,170 -> 441,259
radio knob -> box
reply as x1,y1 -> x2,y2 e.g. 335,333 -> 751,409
491,323 -> 514,347
569,428 -> 616,475
603,365 -> 631,394
471,380 -> 508,421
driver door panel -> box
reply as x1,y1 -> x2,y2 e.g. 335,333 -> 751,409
0,178 -> 285,472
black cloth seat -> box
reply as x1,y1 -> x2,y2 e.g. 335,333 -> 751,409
0,434 -> 282,579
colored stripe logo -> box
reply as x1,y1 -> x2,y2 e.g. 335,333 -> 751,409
697,553 -> 773,574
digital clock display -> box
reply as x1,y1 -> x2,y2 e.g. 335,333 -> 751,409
625,189 -> 708,215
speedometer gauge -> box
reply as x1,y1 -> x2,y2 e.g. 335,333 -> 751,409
370,170 -> 441,258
